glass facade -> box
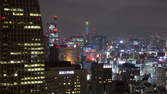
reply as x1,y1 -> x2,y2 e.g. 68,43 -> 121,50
0,0 -> 45,94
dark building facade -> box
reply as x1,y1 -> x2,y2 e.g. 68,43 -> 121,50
48,45 -> 59,64
91,63 -> 112,94
46,67 -> 87,94
0,0 -> 46,94
92,35 -> 107,51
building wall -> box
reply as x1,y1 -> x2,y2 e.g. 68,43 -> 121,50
155,67 -> 166,88
91,63 -> 112,94
46,67 -> 87,94
92,36 -> 107,51
166,69 -> 167,90
0,0 -> 46,93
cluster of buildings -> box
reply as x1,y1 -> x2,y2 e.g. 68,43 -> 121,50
0,0 -> 111,94
105,38 -> 167,94
0,0 -> 167,94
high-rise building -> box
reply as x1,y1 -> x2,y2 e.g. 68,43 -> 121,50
0,0 -> 46,94
46,67 -> 87,94
45,16 -> 59,47
44,16 -> 60,64
48,45 -> 59,64
165,69 -> 167,91
91,63 -> 112,94
154,67 -> 166,89
92,35 -> 107,51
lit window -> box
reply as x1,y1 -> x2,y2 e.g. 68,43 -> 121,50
14,73 -> 18,77
13,12 -> 24,16
27,68 -> 45,72
24,26 -> 41,29
29,13 -> 41,16
2,25 -> 9,28
9,60 -> 22,64
24,43 -> 42,46
3,74 -> 7,77
0,61 -> 7,64
10,52 -> 22,55
4,8 -> 24,12
4,8 -> 10,11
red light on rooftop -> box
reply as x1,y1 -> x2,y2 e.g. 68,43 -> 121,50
36,17 -> 41,22
87,55 -> 95,61
55,45 -> 61,48
53,28 -> 59,32
53,16 -> 59,20
0,16 -> 6,20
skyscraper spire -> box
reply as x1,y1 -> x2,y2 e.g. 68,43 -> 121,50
85,21 -> 90,33
84,21 -> 91,44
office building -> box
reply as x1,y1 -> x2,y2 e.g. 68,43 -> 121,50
46,67 -> 87,94
48,45 -> 59,64
154,67 -> 166,88
92,35 -> 107,51
165,69 -> 167,91
45,16 -> 60,47
91,63 -> 112,94
0,0 -> 45,93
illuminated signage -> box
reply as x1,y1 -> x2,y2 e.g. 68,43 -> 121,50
118,60 -> 126,64
103,64 -> 112,69
59,71 -> 74,75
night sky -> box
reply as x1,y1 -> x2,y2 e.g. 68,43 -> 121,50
39,0 -> 167,39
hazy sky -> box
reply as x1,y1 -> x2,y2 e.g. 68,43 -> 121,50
39,0 -> 167,39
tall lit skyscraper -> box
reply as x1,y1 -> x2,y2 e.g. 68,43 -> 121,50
0,0 -> 45,94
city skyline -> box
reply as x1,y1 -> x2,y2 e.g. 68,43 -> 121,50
40,0 -> 167,39
1,0 -> 167,94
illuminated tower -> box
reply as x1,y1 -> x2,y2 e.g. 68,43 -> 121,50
45,16 -> 60,64
0,0 -> 46,94
85,21 -> 90,44
45,16 -> 59,47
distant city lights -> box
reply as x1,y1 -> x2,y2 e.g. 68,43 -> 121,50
120,49 -> 125,53
119,40 -> 124,44
118,60 -> 126,64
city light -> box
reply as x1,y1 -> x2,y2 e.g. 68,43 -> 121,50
103,64 -> 112,69
59,71 -> 75,75
119,40 -> 124,44
1,0 -> 167,94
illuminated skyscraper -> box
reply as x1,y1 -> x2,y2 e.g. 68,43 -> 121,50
0,0 -> 46,94
44,16 -> 60,64
84,21 -> 91,44
45,16 -> 59,47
